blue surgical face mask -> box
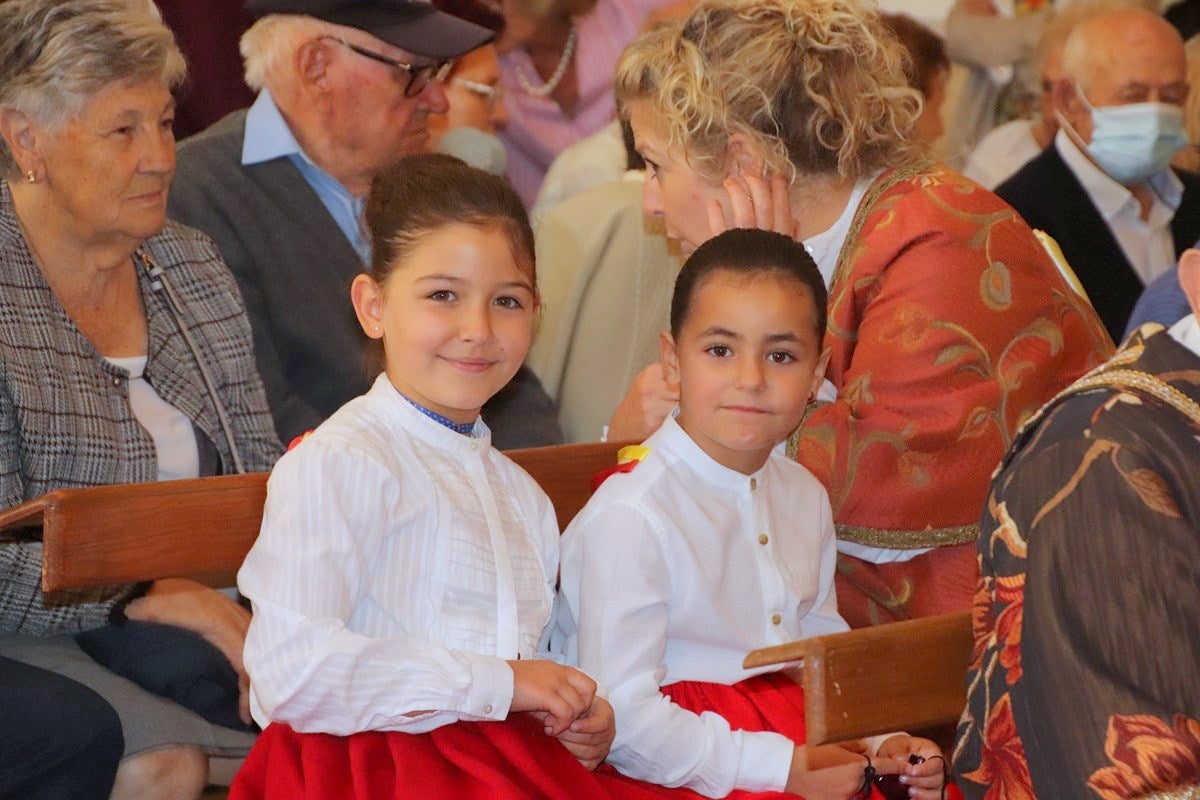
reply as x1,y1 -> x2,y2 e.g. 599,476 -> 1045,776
1071,84 -> 1189,185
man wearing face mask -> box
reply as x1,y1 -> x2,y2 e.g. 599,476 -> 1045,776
997,5 -> 1200,344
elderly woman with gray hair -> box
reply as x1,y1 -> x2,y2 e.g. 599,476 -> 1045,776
0,1 -> 281,798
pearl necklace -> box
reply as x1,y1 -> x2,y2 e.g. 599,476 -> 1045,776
515,25 -> 577,98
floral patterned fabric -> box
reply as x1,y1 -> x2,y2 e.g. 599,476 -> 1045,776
788,164 -> 1112,626
954,326 -> 1200,799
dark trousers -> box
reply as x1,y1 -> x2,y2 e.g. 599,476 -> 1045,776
0,655 -> 123,800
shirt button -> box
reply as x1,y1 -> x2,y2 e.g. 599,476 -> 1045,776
469,442 -> 478,452
484,704 -> 493,714
111,376 -> 121,386
771,613 -> 782,625
758,533 -> 769,545
750,478 -> 757,491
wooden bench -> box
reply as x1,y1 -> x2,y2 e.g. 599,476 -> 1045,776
2,438 -> 973,769
743,611 -> 973,745
0,440 -> 625,593
0,440 -> 626,796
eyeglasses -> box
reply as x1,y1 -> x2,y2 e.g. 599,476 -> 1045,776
451,76 -> 504,108
323,37 -> 453,98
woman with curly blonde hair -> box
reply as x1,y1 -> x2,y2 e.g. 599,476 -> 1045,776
606,0 -> 1113,627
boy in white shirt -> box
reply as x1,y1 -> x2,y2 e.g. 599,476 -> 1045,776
554,228 -> 949,800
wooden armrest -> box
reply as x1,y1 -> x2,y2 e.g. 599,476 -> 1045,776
0,474 -> 269,592
743,612 -> 973,745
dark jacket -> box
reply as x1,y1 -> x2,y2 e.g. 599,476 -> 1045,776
996,142 -> 1200,343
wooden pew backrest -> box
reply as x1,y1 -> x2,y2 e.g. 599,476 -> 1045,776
0,440 -> 624,592
743,611 -> 973,745
0,473 -> 269,592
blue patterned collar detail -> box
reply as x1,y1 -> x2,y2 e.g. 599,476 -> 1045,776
399,393 -> 477,436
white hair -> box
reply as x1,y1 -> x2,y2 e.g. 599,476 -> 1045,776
241,14 -> 347,93
0,0 -> 185,178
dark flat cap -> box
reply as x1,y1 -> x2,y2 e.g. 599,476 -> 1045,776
245,0 -> 495,58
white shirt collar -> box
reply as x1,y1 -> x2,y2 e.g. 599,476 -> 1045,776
368,373 -> 491,448
1054,128 -> 1183,223
1168,313 -> 1200,358
802,169 -> 883,287
653,410 -> 769,493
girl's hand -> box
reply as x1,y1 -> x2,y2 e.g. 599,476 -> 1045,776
507,660 -> 595,735
785,751 -> 908,799
706,174 -> 794,240
875,735 -> 948,800
549,696 -> 615,770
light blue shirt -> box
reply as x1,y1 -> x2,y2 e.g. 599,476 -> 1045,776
241,91 -> 370,265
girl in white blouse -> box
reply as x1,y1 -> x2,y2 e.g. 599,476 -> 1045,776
230,155 -> 679,800
554,229 -> 951,800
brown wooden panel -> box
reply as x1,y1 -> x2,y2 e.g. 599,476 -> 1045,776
506,440 -> 625,531
8,440 -> 626,592
34,474 -> 268,592
743,612 -> 972,745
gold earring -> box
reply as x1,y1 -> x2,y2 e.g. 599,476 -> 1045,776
25,170 -> 36,184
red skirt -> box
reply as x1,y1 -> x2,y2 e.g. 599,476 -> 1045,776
230,673 -> 889,799
230,711 -> 697,800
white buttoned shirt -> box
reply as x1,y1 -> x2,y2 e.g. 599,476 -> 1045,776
552,415 -> 848,797
239,374 -> 560,735
1055,129 -> 1182,287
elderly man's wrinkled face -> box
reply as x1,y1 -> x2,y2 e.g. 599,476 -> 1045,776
31,78 -> 175,248
322,33 -> 450,175
1058,12 -> 1188,144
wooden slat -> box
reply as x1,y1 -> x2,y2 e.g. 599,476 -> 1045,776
743,612 -> 973,745
29,474 -> 268,592
0,440 -> 626,593
506,440 -> 624,531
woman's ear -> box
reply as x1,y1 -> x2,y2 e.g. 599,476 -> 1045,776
725,132 -> 767,179
659,329 -> 681,387
351,273 -> 385,339
0,109 -> 41,178
810,346 -> 832,399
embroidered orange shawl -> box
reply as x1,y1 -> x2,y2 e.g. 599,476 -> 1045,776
790,164 -> 1113,548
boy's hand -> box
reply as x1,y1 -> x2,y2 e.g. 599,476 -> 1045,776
507,660 -> 595,735
785,752 -> 908,799
547,696 -> 615,770
875,735 -> 947,800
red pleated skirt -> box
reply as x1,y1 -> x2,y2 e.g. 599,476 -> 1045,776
230,673 -> 893,799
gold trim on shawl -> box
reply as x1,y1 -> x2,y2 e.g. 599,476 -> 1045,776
1016,326 -> 1200,436
1139,785 -> 1200,800
828,160 -> 933,291
835,522 -> 979,549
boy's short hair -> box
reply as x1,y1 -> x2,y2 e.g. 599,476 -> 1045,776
670,228 -> 828,338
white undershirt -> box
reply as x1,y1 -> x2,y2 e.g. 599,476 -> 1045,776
801,172 -> 879,287
105,355 -> 199,482
1168,313 -> 1200,355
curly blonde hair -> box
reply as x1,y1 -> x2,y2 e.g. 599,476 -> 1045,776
614,0 -> 922,183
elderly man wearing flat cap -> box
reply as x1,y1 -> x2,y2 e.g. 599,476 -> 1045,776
169,0 -> 563,449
